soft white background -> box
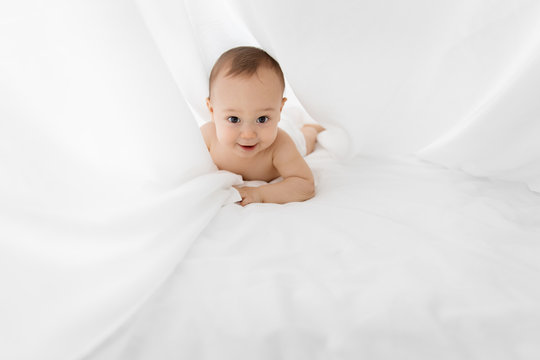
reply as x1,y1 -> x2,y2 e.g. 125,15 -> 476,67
1,1 -> 539,359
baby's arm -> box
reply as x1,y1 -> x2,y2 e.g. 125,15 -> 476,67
236,132 -> 315,205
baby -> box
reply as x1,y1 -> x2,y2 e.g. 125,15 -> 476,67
200,46 -> 324,206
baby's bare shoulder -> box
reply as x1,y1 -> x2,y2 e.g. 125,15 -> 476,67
272,128 -> 297,151
273,128 -> 295,146
271,128 -> 313,181
200,121 -> 216,136
271,128 -> 301,162
200,122 -> 216,149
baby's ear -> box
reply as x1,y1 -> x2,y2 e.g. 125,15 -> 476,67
206,97 -> 213,113
280,97 -> 287,112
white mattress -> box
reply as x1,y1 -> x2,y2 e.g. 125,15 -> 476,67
89,149 -> 540,359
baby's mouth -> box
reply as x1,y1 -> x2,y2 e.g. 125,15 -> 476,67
238,144 -> 257,151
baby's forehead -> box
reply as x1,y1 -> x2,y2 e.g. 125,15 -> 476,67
211,64 -> 283,90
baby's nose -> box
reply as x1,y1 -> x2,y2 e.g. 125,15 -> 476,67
240,126 -> 257,139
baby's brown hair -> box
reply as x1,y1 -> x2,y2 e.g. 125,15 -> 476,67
208,46 -> 285,97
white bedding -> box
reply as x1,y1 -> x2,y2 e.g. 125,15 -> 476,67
2,1 -> 540,359
88,149 -> 540,359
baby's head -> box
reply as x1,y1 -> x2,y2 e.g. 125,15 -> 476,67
206,46 -> 287,157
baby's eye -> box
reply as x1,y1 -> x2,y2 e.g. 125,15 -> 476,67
256,116 -> 269,124
228,116 -> 240,124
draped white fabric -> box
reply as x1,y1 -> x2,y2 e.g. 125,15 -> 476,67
1,1 -> 539,359
0,1 -> 241,359
136,0 -> 540,190
230,0 -> 540,191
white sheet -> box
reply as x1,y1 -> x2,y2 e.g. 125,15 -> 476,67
0,1 -> 240,359
88,148 -> 540,359
139,0 -> 540,191
418,40 -> 540,193
1,0 -> 540,359
242,0 -> 540,192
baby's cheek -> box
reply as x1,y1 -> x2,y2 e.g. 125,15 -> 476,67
267,128 -> 279,143
216,128 -> 236,144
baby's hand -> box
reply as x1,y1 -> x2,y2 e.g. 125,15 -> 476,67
233,185 -> 262,206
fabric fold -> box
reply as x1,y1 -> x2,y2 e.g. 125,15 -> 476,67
0,1 -> 241,359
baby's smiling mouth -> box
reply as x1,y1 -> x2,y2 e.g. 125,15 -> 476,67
238,143 -> 257,151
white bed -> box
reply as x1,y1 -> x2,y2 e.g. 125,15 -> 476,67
86,149 -> 540,360
1,1 -> 540,359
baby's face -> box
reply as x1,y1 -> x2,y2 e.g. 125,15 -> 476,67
207,66 -> 286,158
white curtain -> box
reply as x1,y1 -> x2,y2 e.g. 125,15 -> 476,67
138,0 -> 540,190
1,0 -> 539,359
0,1 -> 240,359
